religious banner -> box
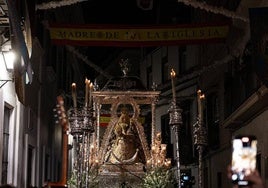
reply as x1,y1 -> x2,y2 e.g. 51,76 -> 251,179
49,22 -> 230,46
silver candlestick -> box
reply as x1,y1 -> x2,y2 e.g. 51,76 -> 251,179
169,99 -> 183,188
68,106 -> 95,187
193,90 -> 207,188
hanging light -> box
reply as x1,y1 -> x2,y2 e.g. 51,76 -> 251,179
0,49 -> 15,88
2,50 -> 16,71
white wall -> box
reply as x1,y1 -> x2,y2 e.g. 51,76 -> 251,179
0,72 -> 22,187
206,147 -> 232,188
208,110 -> 268,188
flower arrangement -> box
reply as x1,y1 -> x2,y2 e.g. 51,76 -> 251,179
142,167 -> 176,188
67,166 -> 99,188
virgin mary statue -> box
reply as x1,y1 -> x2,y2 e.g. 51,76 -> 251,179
106,108 -> 140,164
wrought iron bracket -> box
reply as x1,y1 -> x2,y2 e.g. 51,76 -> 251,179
0,79 -> 13,88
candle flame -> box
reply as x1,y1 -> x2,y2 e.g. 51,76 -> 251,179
170,69 -> 176,78
71,83 -> 77,108
197,89 -> 205,99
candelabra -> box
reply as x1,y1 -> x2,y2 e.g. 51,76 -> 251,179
68,79 -> 97,187
147,132 -> 171,169
193,90 -> 207,188
169,99 -> 183,188
68,106 -> 95,188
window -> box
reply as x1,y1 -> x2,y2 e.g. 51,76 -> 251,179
217,172 -> 222,188
27,146 -> 34,187
45,154 -> 50,182
162,57 -> 169,84
179,100 -> 194,165
224,57 -> 260,117
207,93 -> 220,150
2,106 -> 11,184
204,167 -> 208,188
161,47 -> 169,83
161,114 -> 173,159
257,153 -> 261,174
179,46 -> 187,74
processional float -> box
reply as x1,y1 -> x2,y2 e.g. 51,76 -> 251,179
66,61 -> 171,188
49,63 -> 208,188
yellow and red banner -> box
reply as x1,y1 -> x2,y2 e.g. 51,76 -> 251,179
100,114 -> 111,127
49,22 -> 230,46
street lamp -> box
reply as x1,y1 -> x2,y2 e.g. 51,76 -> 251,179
0,49 -> 15,88
3,50 -> 15,71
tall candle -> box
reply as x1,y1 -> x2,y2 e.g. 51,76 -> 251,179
197,89 -> 205,122
89,82 -> 93,107
170,69 -> 176,101
72,83 -> 77,108
85,78 -> 89,107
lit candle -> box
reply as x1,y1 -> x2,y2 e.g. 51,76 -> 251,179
72,83 -> 77,108
89,82 -> 93,106
166,159 -> 171,167
161,144 -> 167,155
85,78 -> 89,107
170,69 -> 176,101
197,89 -> 205,122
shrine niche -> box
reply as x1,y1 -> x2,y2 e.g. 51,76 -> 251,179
93,91 -> 160,166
